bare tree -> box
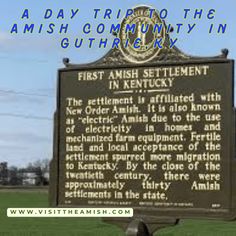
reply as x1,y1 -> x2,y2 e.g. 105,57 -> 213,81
8,166 -> 22,185
30,158 -> 50,185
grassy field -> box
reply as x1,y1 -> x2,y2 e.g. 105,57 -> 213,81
0,190 -> 236,236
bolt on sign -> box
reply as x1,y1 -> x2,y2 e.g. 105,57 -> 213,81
50,5 -> 236,235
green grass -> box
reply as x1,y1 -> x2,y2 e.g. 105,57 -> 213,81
0,191 -> 236,236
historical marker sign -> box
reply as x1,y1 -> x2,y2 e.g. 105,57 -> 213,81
50,5 -> 236,234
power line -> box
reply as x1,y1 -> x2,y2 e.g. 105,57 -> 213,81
0,113 -> 52,121
0,89 -> 54,98
0,55 -> 62,64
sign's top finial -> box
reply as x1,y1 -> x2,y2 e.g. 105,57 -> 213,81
62,5 -> 229,68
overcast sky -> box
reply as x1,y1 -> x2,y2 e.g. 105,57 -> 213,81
0,0 -> 235,167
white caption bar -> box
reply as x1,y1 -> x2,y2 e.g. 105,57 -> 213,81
7,208 -> 133,217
